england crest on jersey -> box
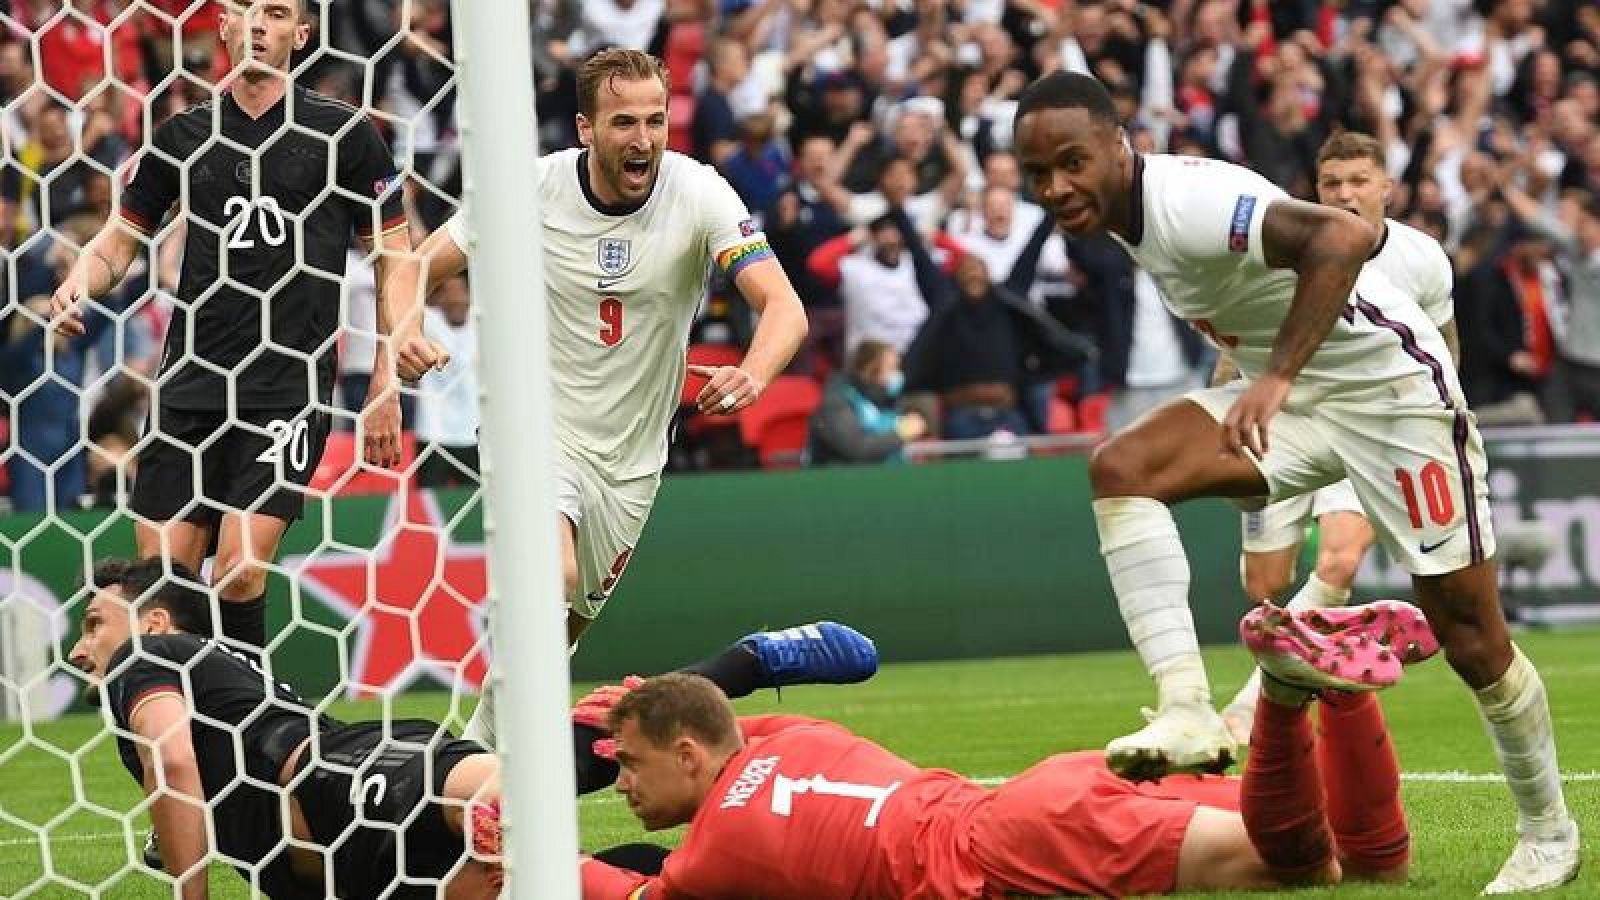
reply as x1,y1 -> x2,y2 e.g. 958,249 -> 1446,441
598,238 -> 631,275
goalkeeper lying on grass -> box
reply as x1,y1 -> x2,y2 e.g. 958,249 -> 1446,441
575,602 -> 1441,898
69,556 -> 877,899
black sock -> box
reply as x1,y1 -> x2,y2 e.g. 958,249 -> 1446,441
677,645 -> 766,699
573,723 -> 619,795
218,596 -> 266,656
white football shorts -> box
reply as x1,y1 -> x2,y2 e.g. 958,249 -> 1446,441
554,451 -> 660,620
1187,381 -> 1494,576
1240,479 -> 1365,553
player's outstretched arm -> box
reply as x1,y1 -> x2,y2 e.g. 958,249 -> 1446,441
358,225 -> 432,468
130,692 -> 212,900
381,223 -> 469,382
1224,199 -> 1376,456
693,258 -> 808,415
48,220 -> 144,338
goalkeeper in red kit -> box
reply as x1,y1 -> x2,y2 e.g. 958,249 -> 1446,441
581,600 -> 1440,898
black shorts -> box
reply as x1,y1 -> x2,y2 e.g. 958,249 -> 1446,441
130,405 -> 331,524
293,720 -> 486,900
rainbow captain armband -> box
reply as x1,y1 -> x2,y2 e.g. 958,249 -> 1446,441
716,239 -> 774,280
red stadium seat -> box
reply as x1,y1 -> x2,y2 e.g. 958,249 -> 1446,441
664,23 -> 705,96
1046,396 -> 1077,434
668,93 -> 696,154
681,343 -> 746,407
739,375 -> 822,469
1076,393 -> 1110,436
310,430 -> 417,496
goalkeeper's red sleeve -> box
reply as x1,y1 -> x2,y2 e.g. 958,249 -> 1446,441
737,714 -> 831,740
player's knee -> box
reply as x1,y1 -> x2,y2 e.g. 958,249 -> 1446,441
1439,627 -> 1512,687
212,555 -> 269,600
1244,567 -> 1290,603
1314,548 -> 1362,590
1088,438 -> 1153,498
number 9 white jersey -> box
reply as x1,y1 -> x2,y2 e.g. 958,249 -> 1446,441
446,148 -> 771,480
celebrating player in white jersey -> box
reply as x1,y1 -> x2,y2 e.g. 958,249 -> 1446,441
1219,131 -> 1460,744
1013,72 -> 1577,893
385,49 -> 808,747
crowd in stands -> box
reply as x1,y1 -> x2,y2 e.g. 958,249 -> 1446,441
3,0 -> 1600,511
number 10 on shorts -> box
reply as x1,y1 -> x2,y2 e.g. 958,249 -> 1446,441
1395,461 -> 1454,528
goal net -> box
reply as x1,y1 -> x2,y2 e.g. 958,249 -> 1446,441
0,2 -> 548,895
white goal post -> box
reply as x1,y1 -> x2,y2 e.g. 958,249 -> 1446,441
0,0 -> 576,896
448,0 -> 580,896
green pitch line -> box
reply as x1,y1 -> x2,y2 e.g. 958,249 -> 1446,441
3,629 -> 1596,898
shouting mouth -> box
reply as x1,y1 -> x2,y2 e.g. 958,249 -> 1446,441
620,156 -> 652,190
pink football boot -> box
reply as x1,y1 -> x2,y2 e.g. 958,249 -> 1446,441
1297,600 -> 1441,665
1240,599 -> 1437,692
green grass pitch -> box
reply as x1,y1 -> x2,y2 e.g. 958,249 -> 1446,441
3,628 -> 1595,898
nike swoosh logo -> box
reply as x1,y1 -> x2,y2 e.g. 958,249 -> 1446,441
1419,535 -> 1454,553
598,278 -> 624,290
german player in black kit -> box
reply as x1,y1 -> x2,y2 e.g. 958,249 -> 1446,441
50,0 -> 447,655
69,555 -> 880,898
71,557 -> 503,899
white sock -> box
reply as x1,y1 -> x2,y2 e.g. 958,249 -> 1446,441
461,637 -> 580,749
462,681 -> 498,748
1227,668 -> 1262,713
1287,572 -> 1350,611
1474,645 -> 1571,839
1095,497 -> 1208,710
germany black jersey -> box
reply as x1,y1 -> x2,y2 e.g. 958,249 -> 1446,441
105,633 -> 339,897
120,84 -> 405,411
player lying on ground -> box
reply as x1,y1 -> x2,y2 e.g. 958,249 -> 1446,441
577,599 -> 1439,898
69,556 -> 877,899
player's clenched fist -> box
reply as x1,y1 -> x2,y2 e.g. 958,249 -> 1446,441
395,334 -> 451,382
689,363 -> 763,415
362,389 -> 403,468
49,281 -> 87,337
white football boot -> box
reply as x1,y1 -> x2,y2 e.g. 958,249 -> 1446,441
1105,702 -> 1236,782
1483,818 -> 1581,894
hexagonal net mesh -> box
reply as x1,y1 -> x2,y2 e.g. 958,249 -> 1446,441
0,3 -> 490,897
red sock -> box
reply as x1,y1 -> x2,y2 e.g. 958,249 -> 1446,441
1316,692 -> 1410,876
1241,695 -> 1333,878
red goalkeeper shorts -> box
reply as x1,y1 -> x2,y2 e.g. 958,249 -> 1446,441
965,751 -> 1232,897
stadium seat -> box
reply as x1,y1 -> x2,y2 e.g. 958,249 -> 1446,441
664,23 -> 705,96
668,94 -> 696,154
681,343 -> 746,409
739,375 -> 822,469
664,23 -> 705,156
309,430 -> 417,496
1046,396 -> 1077,434
1076,392 -> 1110,435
